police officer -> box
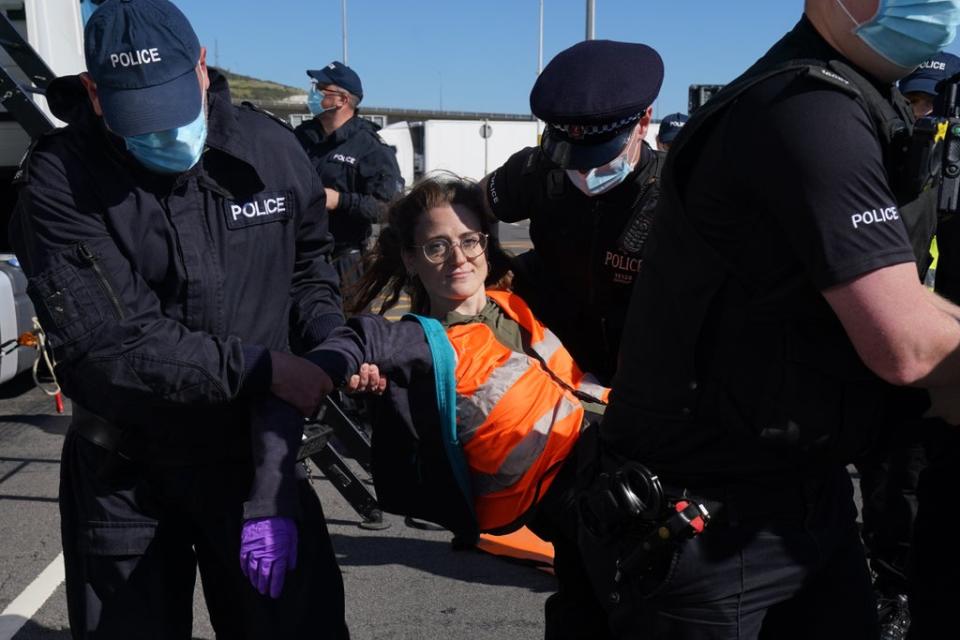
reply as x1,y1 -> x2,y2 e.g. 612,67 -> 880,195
481,40 -> 665,385
898,49 -> 960,640
900,51 -> 960,118
9,1 -> 348,637
655,112 -> 688,152
847,50 -> 960,640
295,61 -> 403,292
581,0 -> 960,637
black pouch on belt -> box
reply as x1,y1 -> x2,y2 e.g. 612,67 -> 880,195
69,405 -> 139,483
575,425 -> 716,607
575,426 -> 665,607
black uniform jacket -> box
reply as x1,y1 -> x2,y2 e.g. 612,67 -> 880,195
9,70 -> 343,461
486,143 -> 663,384
294,115 -> 403,249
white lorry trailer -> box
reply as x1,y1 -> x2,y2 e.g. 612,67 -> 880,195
380,118 -> 664,186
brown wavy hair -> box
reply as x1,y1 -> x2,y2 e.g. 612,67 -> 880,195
346,173 -> 512,316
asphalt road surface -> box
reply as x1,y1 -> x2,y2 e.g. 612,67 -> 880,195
0,378 -> 558,639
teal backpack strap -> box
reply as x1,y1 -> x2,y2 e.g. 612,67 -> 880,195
404,314 -> 476,520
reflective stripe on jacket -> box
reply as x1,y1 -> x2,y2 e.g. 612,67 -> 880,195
446,290 -> 610,531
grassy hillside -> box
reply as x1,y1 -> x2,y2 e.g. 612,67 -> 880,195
219,69 -> 305,103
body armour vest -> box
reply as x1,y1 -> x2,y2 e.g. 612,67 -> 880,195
601,29 -> 938,474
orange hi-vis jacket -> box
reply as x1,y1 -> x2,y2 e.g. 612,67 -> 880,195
445,290 -> 610,531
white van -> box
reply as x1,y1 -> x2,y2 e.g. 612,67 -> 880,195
0,0 -> 86,383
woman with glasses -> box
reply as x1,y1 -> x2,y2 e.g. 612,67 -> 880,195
248,175 -> 613,639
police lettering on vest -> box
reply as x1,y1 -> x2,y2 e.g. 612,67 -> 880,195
231,197 -> 287,221
487,171 -> 501,206
110,48 -> 162,68
851,205 -> 899,229
604,251 -> 642,284
919,59 -> 947,71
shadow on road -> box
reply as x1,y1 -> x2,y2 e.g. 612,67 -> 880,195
330,532 -> 555,593
0,414 -> 70,436
0,494 -> 58,504
0,617 -> 71,639
0,371 -> 39,399
6,618 -> 208,639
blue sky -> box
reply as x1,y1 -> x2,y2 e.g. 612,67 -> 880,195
175,0 -> 960,118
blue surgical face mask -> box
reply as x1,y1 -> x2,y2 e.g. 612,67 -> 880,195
307,86 -> 335,115
124,99 -> 208,174
307,87 -> 324,115
565,137 -> 638,197
836,0 -> 960,69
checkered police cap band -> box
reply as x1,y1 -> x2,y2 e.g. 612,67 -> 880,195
551,111 -> 644,140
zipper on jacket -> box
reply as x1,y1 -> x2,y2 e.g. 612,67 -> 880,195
78,242 -> 126,320
588,200 -> 602,307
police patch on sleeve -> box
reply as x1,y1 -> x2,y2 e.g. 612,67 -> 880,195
224,191 -> 295,230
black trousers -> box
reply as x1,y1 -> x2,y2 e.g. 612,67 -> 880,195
855,419 -> 928,596
594,466 -> 878,640
528,445 -> 614,640
59,431 -> 348,639
907,422 -> 960,639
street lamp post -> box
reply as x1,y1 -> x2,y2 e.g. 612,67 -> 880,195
342,0 -> 348,64
538,0 -> 544,75
586,0 -> 595,41
537,0 -> 544,137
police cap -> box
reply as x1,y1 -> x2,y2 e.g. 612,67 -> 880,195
656,112 -> 689,144
899,52 -> 960,97
84,0 -> 202,137
307,61 -> 363,100
532,40 -> 664,170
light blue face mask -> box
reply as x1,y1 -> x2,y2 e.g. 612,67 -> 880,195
836,0 -> 960,68
565,143 -> 638,197
124,102 -> 208,174
307,86 -> 335,115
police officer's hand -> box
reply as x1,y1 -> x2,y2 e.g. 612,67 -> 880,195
346,363 -> 388,395
324,188 -> 340,210
240,516 -> 298,599
269,350 -> 333,417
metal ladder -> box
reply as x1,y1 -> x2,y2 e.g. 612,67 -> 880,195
299,395 -> 389,529
0,10 -> 55,140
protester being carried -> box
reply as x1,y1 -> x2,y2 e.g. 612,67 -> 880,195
256,175 -> 613,640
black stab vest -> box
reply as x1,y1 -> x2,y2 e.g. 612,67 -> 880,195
603,39 -> 937,470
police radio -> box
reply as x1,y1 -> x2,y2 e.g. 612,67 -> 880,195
936,75 -> 960,216
910,71 -> 960,217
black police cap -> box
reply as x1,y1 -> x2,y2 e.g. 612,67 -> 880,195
307,61 -> 363,100
532,40 -> 663,170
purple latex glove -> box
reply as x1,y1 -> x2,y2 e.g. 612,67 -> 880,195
240,516 -> 298,599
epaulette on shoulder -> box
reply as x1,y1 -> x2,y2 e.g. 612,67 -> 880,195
240,101 -> 294,132
522,148 -> 541,175
12,129 -> 66,185
802,65 -> 861,98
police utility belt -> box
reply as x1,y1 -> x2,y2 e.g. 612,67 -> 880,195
69,405 -> 130,458
578,462 -> 717,585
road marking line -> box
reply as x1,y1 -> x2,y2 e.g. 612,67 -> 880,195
0,552 -> 65,640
